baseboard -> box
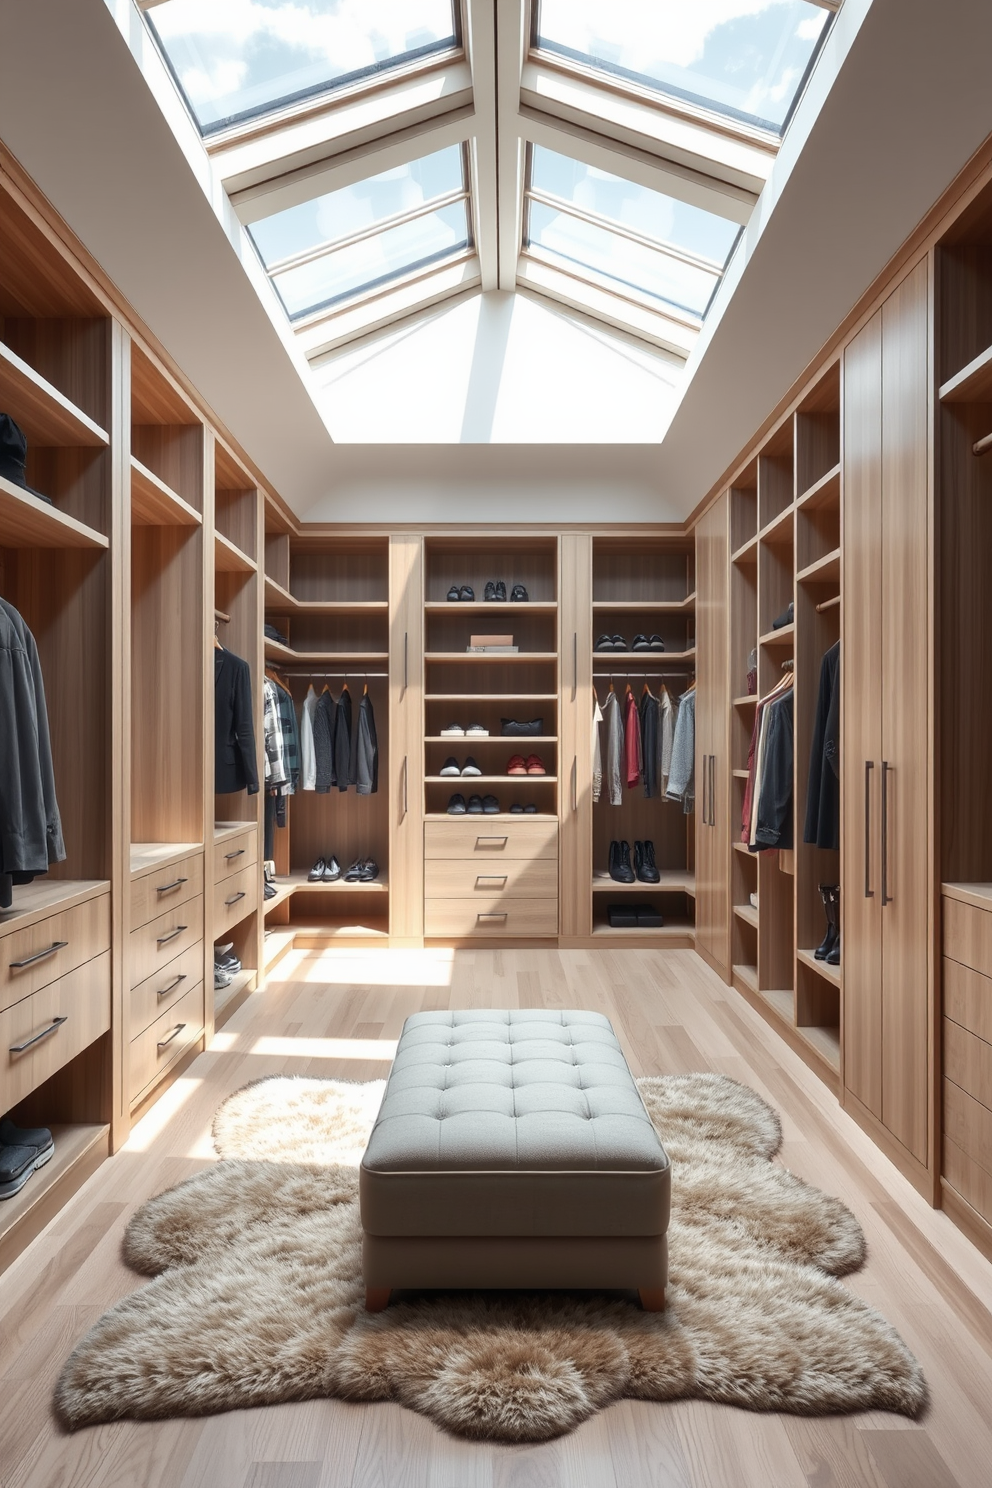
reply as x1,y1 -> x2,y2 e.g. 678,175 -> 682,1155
842,1090 -> 937,1202
696,942 -> 731,983
940,1179 -> 992,1261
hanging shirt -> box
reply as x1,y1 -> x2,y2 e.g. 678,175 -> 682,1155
754,687 -> 794,850
314,688 -> 335,793
640,688 -> 660,798
659,687 -> 675,795
334,686 -> 353,792
355,689 -> 379,796
623,687 -> 641,789
0,597 -> 65,884
803,642 -> 840,851
300,685 -> 318,791
665,688 -> 695,814
602,690 -> 624,806
262,678 -> 287,789
274,681 -> 300,794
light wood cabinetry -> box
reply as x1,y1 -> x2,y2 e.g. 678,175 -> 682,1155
559,534 -> 593,941
695,493 -> 730,976
389,536 -> 424,942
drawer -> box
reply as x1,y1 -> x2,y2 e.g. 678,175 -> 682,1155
129,981 -> 204,1104
425,819 -> 559,861
944,1017 -> 992,1112
943,1134 -> 992,1226
943,896 -> 992,978
130,852 -> 204,932
425,897 -> 559,938
129,897 -> 204,989
1,893 -> 110,1014
213,863 -> 258,938
130,940 -> 204,1041
943,956 -> 992,1045
425,859 -> 558,899
944,1077 -> 992,1175
1,950 -> 111,1107
213,829 -> 258,884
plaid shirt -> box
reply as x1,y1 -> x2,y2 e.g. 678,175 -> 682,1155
274,680 -> 300,794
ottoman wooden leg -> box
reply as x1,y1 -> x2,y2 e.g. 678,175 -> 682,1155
639,1287 -> 666,1312
365,1287 -> 392,1312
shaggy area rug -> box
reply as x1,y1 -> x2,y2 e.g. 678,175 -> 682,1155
54,1073 -> 927,1441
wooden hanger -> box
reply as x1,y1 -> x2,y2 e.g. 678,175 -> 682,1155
213,635 -> 223,650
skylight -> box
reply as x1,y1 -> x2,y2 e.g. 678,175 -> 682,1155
533,0 -> 833,135
147,0 -> 459,135
524,147 -> 741,320
248,144 -> 472,320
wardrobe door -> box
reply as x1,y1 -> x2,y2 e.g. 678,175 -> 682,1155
559,534 -> 593,940
389,536 -> 424,943
842,311 -> 884,1117
695,493 -> 730,975
879,260 -> 931,1164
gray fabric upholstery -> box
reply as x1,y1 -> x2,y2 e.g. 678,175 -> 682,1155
360,1010 -> 670,1239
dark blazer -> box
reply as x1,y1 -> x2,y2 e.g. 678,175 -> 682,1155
215,647 -> 259,795
0,598 -> 66,876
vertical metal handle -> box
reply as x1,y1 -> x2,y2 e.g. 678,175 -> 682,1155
864,761 -> 874,898
572,631 -> 578,700
403,630 -> 408,692
710,755 -> 716,827
881,760 -> 891,906
402,754 -> 408,819
571,755 -> 577,813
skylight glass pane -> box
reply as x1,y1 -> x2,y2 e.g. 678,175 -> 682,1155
147,0 -> 458,135
535,0 -> 832,133
527,201 -> 718,317
270,199 -> 470,318
530,148 -> 740,268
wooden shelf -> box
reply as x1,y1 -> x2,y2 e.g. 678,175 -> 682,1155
733,964 -> 759,994
290,917 -> 390,942
733,841 -> 755,856
426,693 -> 559,701
942,881 -> 992,911
797,947 -> 842,987
733,694 -> 758,708
759,987 -> 795,1024
0,1123 -> 109,1252
592,596 -> 695,612
425,812 -> 558,822
734,903 -> 759,929
0,471 -> 108,549
591,919 -> 694,940
425,652 -> 559,663
759,623 -> 794,646
0,341 -> 109,447
262,927 -> 297,973
264,643 -> 389,666
592,871 -> 695,894
265,871 -> 388,914
796,1023 -> 840,1071
797,548 -> 840,585
214,820 -> 257,843
593,649 -> 695,667
0,879 -> 109,938
215,531 -> 256,573
215,968 -> 255,1019
939,343 -> 992,403
427,775 -> 557,784
263,573 -> 388,613
130,841 -> 201,876
796,463 -> 841,511
425,735 -> 559,743
731,535 -> 758,565
732,768 -> 749,779
130,457 -> 201,527
425,601 -> 558,613
759,506 -> 794,545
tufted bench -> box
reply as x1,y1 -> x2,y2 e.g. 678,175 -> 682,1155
359,1009 -> 670,1311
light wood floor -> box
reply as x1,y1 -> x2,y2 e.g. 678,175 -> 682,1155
2,946 -> 992,1488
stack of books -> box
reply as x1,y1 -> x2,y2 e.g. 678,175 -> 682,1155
467,633 -> 518,653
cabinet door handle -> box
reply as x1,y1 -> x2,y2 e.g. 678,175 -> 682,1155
157,1023 -> 187,1051
477,836 -> 508,847
864,761 -> 874,898
224,890 -> 246,907
572,631 -> 578,699
10,1015 -> 67,1054
477,875 -> 508,886
403,630 -> 408,692
402,754 -> 408,819
157,876 -> 188,894
710,756 -> 716,826
158,973 -> 187,998
571,755 -> 577,814
9,940 -> 67,969
224,849 -> 244,861
477,912 -> 508,922
156,925 -> 187,945
881,760 -> 891,906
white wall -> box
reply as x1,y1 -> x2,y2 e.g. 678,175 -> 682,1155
311,291 -> 682,444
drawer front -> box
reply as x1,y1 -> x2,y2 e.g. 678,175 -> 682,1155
1,950 -> 111,1107
130,940 -> 204,1041
425,896 -> 559,938
129,982 -> 204,1104
129,897 -> 204,990
130,853 -> 204,932
424,820 -> 559,861
1,894 -> 110,1013
944,1017 -> 992,1112
213,864 -> 258,938
944,1077 -> 992,1176
213,829 -> 258,884
943,896 -> 992,978
943,956 -> 992,1045
425,859 -> 558,899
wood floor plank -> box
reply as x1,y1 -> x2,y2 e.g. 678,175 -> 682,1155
860,1428 -> 961,1488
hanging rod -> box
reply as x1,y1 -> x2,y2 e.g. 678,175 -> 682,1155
280,670 -> 388,679
593,671 -> 695,681
815,594 -> 841,613
973,430 -> 992,456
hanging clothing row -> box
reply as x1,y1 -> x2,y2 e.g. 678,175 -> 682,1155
0,597 -> 65,910
741,668 -> 794,851
804,641 -> 840,851
300,681 -> 378,796
592,680 -> 685,808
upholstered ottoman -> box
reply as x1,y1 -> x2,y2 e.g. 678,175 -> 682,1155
359,1009 -> 670,1311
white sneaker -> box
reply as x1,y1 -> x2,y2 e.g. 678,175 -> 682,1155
461,757 -> 482,776
441,723 -> 465,735
439,757 -> 461,776
466,723 -> 489,736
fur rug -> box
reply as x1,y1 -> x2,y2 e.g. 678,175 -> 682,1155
54,1073 -> 927,1440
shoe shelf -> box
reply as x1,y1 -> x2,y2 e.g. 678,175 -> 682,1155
0,1123 -> 109,1256
263,640 -> 389,665
734,903 -> 759,929
758,624 -> 794,647
268,871 -> 388,902
0,472 -> 109,550
215,530 -> 257,573
263,927 -> 297,973
796,548 -> 840,586
214,968 -> 255,1022
592,597 -> 695,611
590,917 -> 695,940
0,340 -> 109,448
130,457 -> 201,527
731,534 -> 759,565
425,812 -> 558,822
796,947 -> 842,987
593,648 -> 695,665
424,735 -> 559,743
426,775 -> 557,784
733,964 -> 759,994
289,916 -> 390,942
264,575 -> 389,615
424,602 -> 558,613
424,651 -> 559,663
592,870 -> 695,896
425,692 -> 559,702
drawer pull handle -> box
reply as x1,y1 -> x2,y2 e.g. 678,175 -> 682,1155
477,836 -> 508,847
158,973 -> 187,998
9,940 -> 67,970
157,1023 -> 187,1051
224,848 -> 245,860
156,925 -> 188,945
477,876 -> 508,886
156,877 -> 188,895
224,890 -> 246,907
10,1016 -> 67,1054
477,912 -> 508,922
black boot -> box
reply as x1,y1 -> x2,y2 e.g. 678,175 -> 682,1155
827,886 -> 841,966
814,884 -> 837,960
608,840 -> 619,880
612,840 -> 635,884
635,840 -> 660,884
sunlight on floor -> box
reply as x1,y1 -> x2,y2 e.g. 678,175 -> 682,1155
124,1075 -> 203,1153
270,946 -> 457,988
248,1035 -> 398,1061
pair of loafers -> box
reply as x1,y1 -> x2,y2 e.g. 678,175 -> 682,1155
446,585 -> 475,602
447,792 -> 501,815
595,634 -> 666,651
0,1117 -> 55,1201
441,722 -> 489,736
440,756 -> 481,776
344,858 -> 378,882
308,855 -> 341,882
506,754 -> 546,775
509,803 -> 539,814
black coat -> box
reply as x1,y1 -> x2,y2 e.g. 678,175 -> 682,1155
0,598 -> 66,876
215,647 -> 259,795
804,642 -> 840,850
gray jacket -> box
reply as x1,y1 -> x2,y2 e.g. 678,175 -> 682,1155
602,690 -> 624,806
665,689 -> 695,814
0,598 -> 66,876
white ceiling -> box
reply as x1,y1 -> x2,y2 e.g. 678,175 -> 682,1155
2,0 -> 992,519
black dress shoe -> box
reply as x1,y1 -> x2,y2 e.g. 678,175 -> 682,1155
0,1117 -> 54,1166
484,580 -> 497,601
634,840 -> 661,884
467,794 -> 485,814
308,857 -> 325,882
459,585 -> 475,601
612,634 -> 627,649
772,601 -> 794,629
447,792 -> 467,814
446,584 -> 460,602
360,859 -> 379,882
610,840 -> 636,884
343,858 -> 363,882
510,803 -> 524,813
494,580 -> 507,601
524,803 -> 537,813
510,584 -> 528,602
482,794 -> 500,813
648,635 -> 665,650
632,634 -> 650,651
323,855 -> 341,882
440,756 -> 461,775
595,634 -> 615,650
